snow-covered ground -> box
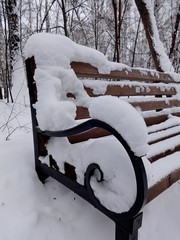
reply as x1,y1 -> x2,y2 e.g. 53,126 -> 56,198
1,35 -> 180,239
1,130 -> 180,240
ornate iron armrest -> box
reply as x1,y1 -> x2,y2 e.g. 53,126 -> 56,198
36,118 -> 148,223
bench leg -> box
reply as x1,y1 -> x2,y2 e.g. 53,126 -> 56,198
36,161 -> 49,183
115,213 -> 143,240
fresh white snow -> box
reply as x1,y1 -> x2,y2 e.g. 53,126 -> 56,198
89,96 -> 148,157
1,132 -> 180,240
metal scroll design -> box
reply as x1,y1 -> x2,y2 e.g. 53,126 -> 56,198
37,119 -> 148,222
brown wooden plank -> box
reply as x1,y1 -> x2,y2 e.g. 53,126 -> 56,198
68,128 -> 111,144
76,101 -> 180,120
75,106 -> 180,124
76,107 -> 90,120
147,168 -> 180,203
84,85 -> 176,97
131,99 -> 180,111
148,123 -> 180,135
145,115 -> 169,126
149,145 -> 180,163
71,62 -> 175,83
148,131 -> 180,145
144,112 -> 180,126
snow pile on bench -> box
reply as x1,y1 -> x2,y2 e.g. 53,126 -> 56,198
25,33 -> 148,155
25,33 -> 149,213
89,96 -> 148,156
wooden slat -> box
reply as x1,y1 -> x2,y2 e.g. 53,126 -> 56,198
148,128 -> 180,145
145,115 -> 170,126
75,101 -> 180,120
71,62 -> 175,83
75,107 -> 180,125
148,122 -> 180,134
147,168 -> 180,203
145,112 -> 180,127
76,103 -> 180,121
68,128 -> 110,144
131,99 -> 180,111
76,107 -> 90,120
149,145 -> 180,163
84,85 -> 176,97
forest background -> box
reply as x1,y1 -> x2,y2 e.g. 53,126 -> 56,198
0,0 -> 179,103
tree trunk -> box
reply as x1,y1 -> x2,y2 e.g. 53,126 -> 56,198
134,0 -> 174,72
112,0 -> 121,62
131,18 -> 141,67
169,5 -> 180,60
61,0 -> 69,37
4,0 -> 19,102
1,0 -> 9,101
5,0 -> 19,67
0,87 -> 2,100
45,0 -> 50,32
0,4 -> 5,99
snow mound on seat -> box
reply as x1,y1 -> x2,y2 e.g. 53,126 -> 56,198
89,96 -> 149,157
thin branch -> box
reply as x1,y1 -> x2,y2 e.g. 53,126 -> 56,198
39,0 -> 56,32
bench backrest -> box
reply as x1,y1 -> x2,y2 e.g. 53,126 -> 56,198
71,62 -> 179,121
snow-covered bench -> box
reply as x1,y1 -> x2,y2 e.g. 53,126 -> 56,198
25,33 -> 180,240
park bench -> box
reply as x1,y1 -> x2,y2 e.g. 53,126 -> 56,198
25,33 -> 180,240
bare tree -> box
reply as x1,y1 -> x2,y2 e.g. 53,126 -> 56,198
55,0 -> 69,36
111,0 -> 121,62
134,0 -> 174,72
39,0 -> 56,32
173,39 -> 180,73
169,4 -> 180,61
111,0 -> 129,62
1,0 -> 11,101
0,5 -> 5,99
3,0 -> 19,102
45,0 -> 50,32
5,0 -> 19,67
131,17 -> 141,67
